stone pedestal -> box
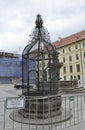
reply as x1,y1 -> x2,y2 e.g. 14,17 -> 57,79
19,93 -> 62,119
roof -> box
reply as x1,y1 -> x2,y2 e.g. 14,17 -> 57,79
0,52 -> 18,58
53,30 -> 85,48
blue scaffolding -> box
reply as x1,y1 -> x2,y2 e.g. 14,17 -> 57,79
0,52 -> 36,84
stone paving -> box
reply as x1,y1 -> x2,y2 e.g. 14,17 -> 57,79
0,84 -> 85,130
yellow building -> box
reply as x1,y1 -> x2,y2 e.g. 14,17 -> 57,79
53,30 -> 85,84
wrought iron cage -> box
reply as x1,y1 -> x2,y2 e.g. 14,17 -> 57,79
22,14 -> 59,96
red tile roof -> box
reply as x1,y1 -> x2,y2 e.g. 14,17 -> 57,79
53,30 -> 85,48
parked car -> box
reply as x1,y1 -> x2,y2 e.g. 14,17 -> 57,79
14,82 -> 37,90
14,82 -> 22,89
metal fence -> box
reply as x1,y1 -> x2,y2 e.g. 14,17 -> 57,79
0,93 -> 85,130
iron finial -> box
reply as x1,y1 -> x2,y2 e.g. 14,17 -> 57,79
35,14 -> 43,29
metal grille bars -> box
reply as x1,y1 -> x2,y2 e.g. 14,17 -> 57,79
22,14 -> 60,96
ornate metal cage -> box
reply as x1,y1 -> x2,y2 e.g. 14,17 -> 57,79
22,14 -> 59,96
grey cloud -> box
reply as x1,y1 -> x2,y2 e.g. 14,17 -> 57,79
0,0 -> 85,52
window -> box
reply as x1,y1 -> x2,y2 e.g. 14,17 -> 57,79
84,52 -> 85,58
40,62 -> 45,67
70,75 -> 73,80
69,65 -> 73,73
40,70 -> 42,76
77,75 -> 80,80
63,57 -> 65,63
64,76 -> 66,80
63,66 -> 66,73
83,42 -> 85,47
63,49 -> 64,53
75,44 -> 78,49
76,54 -> 79,60
40,63 -> 42,67
43,55 -> 45,59
69,56 -> 72,61
76,64 -> 80,72
44,62 -> 45,67
68,47 -> 71,51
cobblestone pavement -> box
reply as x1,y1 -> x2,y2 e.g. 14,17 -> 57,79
0,84 -> 85,130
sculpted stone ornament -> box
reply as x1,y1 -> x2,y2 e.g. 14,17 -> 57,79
35,14 -> 43,29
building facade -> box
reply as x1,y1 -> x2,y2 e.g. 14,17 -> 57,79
54,30 -> 85,84
0,51 -> 36,84
0,30 -> 85,85
0,52 -> 22,84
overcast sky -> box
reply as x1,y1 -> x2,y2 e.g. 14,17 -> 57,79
0,0 -> 85,53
